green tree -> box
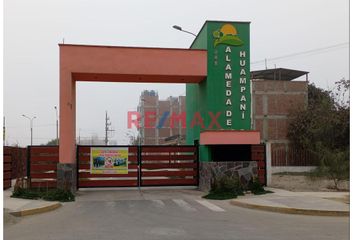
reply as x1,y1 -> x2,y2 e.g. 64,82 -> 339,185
315,145 -> 349,189
287,80 -> 349,189
44,139 -> 59,146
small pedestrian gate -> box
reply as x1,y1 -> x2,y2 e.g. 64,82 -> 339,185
77,145 -> 199,188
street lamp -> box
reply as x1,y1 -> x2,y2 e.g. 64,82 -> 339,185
22,114 -> 36,146
54,106 -> 59,145
172,25 -> 197,37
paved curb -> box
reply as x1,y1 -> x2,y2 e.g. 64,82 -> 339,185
230,200 -> 349,217
10,203 -> 62,217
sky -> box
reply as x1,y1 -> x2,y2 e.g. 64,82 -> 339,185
3,0 -> 349,147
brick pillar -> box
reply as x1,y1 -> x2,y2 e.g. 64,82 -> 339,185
57,163 -> 77,193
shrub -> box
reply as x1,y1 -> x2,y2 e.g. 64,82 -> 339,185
204,175 -> 244,200
11,188 -> 41,200
42,189 -> 75,202
312,146 -> 349,190
11,187 -> 75,202
247,178 -> 272,195
287,81 -> 349,190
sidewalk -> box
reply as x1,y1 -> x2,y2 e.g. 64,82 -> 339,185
231,187 -> 349,216
3,188 -> 62,217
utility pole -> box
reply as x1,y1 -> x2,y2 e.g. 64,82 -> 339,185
22,115 -> 36,146
105,111 -> 114,145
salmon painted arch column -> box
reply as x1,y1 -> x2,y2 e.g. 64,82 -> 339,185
58,44 -> 207,189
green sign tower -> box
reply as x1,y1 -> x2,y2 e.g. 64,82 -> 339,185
186,21 -> 251,161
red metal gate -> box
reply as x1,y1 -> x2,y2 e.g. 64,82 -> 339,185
140,146 -> 198,186
29,146 -> 59,188
77,145 -> 199,188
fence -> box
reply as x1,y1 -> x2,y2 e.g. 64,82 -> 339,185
3,146 -> 28,189
29,146 -> 59,188
140,146 -> 198,186
271,145 -> 318,166
27,145 -> 198,189
27,144 -> 268,188
77,145 -> 198,188
3,147 -> 12,189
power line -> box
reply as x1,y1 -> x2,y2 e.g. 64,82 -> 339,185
251,42 -> 349,65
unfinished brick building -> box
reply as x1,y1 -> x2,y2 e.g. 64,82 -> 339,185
137,90 -> 186,145
251,68 -> 312,168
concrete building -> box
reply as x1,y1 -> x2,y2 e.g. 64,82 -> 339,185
251,68 -> 311,170
137,90 -> 186,145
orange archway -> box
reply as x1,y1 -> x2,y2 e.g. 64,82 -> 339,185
59,44 -> 207,165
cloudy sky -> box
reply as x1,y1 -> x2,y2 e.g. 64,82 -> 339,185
4,0 -> 349,146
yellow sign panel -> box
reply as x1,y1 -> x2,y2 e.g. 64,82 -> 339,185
90,147 -> 128,174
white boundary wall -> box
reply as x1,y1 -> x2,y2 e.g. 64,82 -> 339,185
265,142 -> 317,185
271,166 -> 317,174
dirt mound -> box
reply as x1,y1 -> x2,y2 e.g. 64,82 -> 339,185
270,174 -> 349,192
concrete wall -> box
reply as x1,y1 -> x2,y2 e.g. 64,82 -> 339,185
272,166 -> 317,174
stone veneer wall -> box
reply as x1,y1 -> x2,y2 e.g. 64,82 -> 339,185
57,163 -> 77,193
199,161 -> 258,192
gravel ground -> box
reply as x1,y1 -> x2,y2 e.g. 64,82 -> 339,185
269,174 -> 349,192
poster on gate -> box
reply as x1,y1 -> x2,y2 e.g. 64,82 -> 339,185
90,147 -> 129,174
